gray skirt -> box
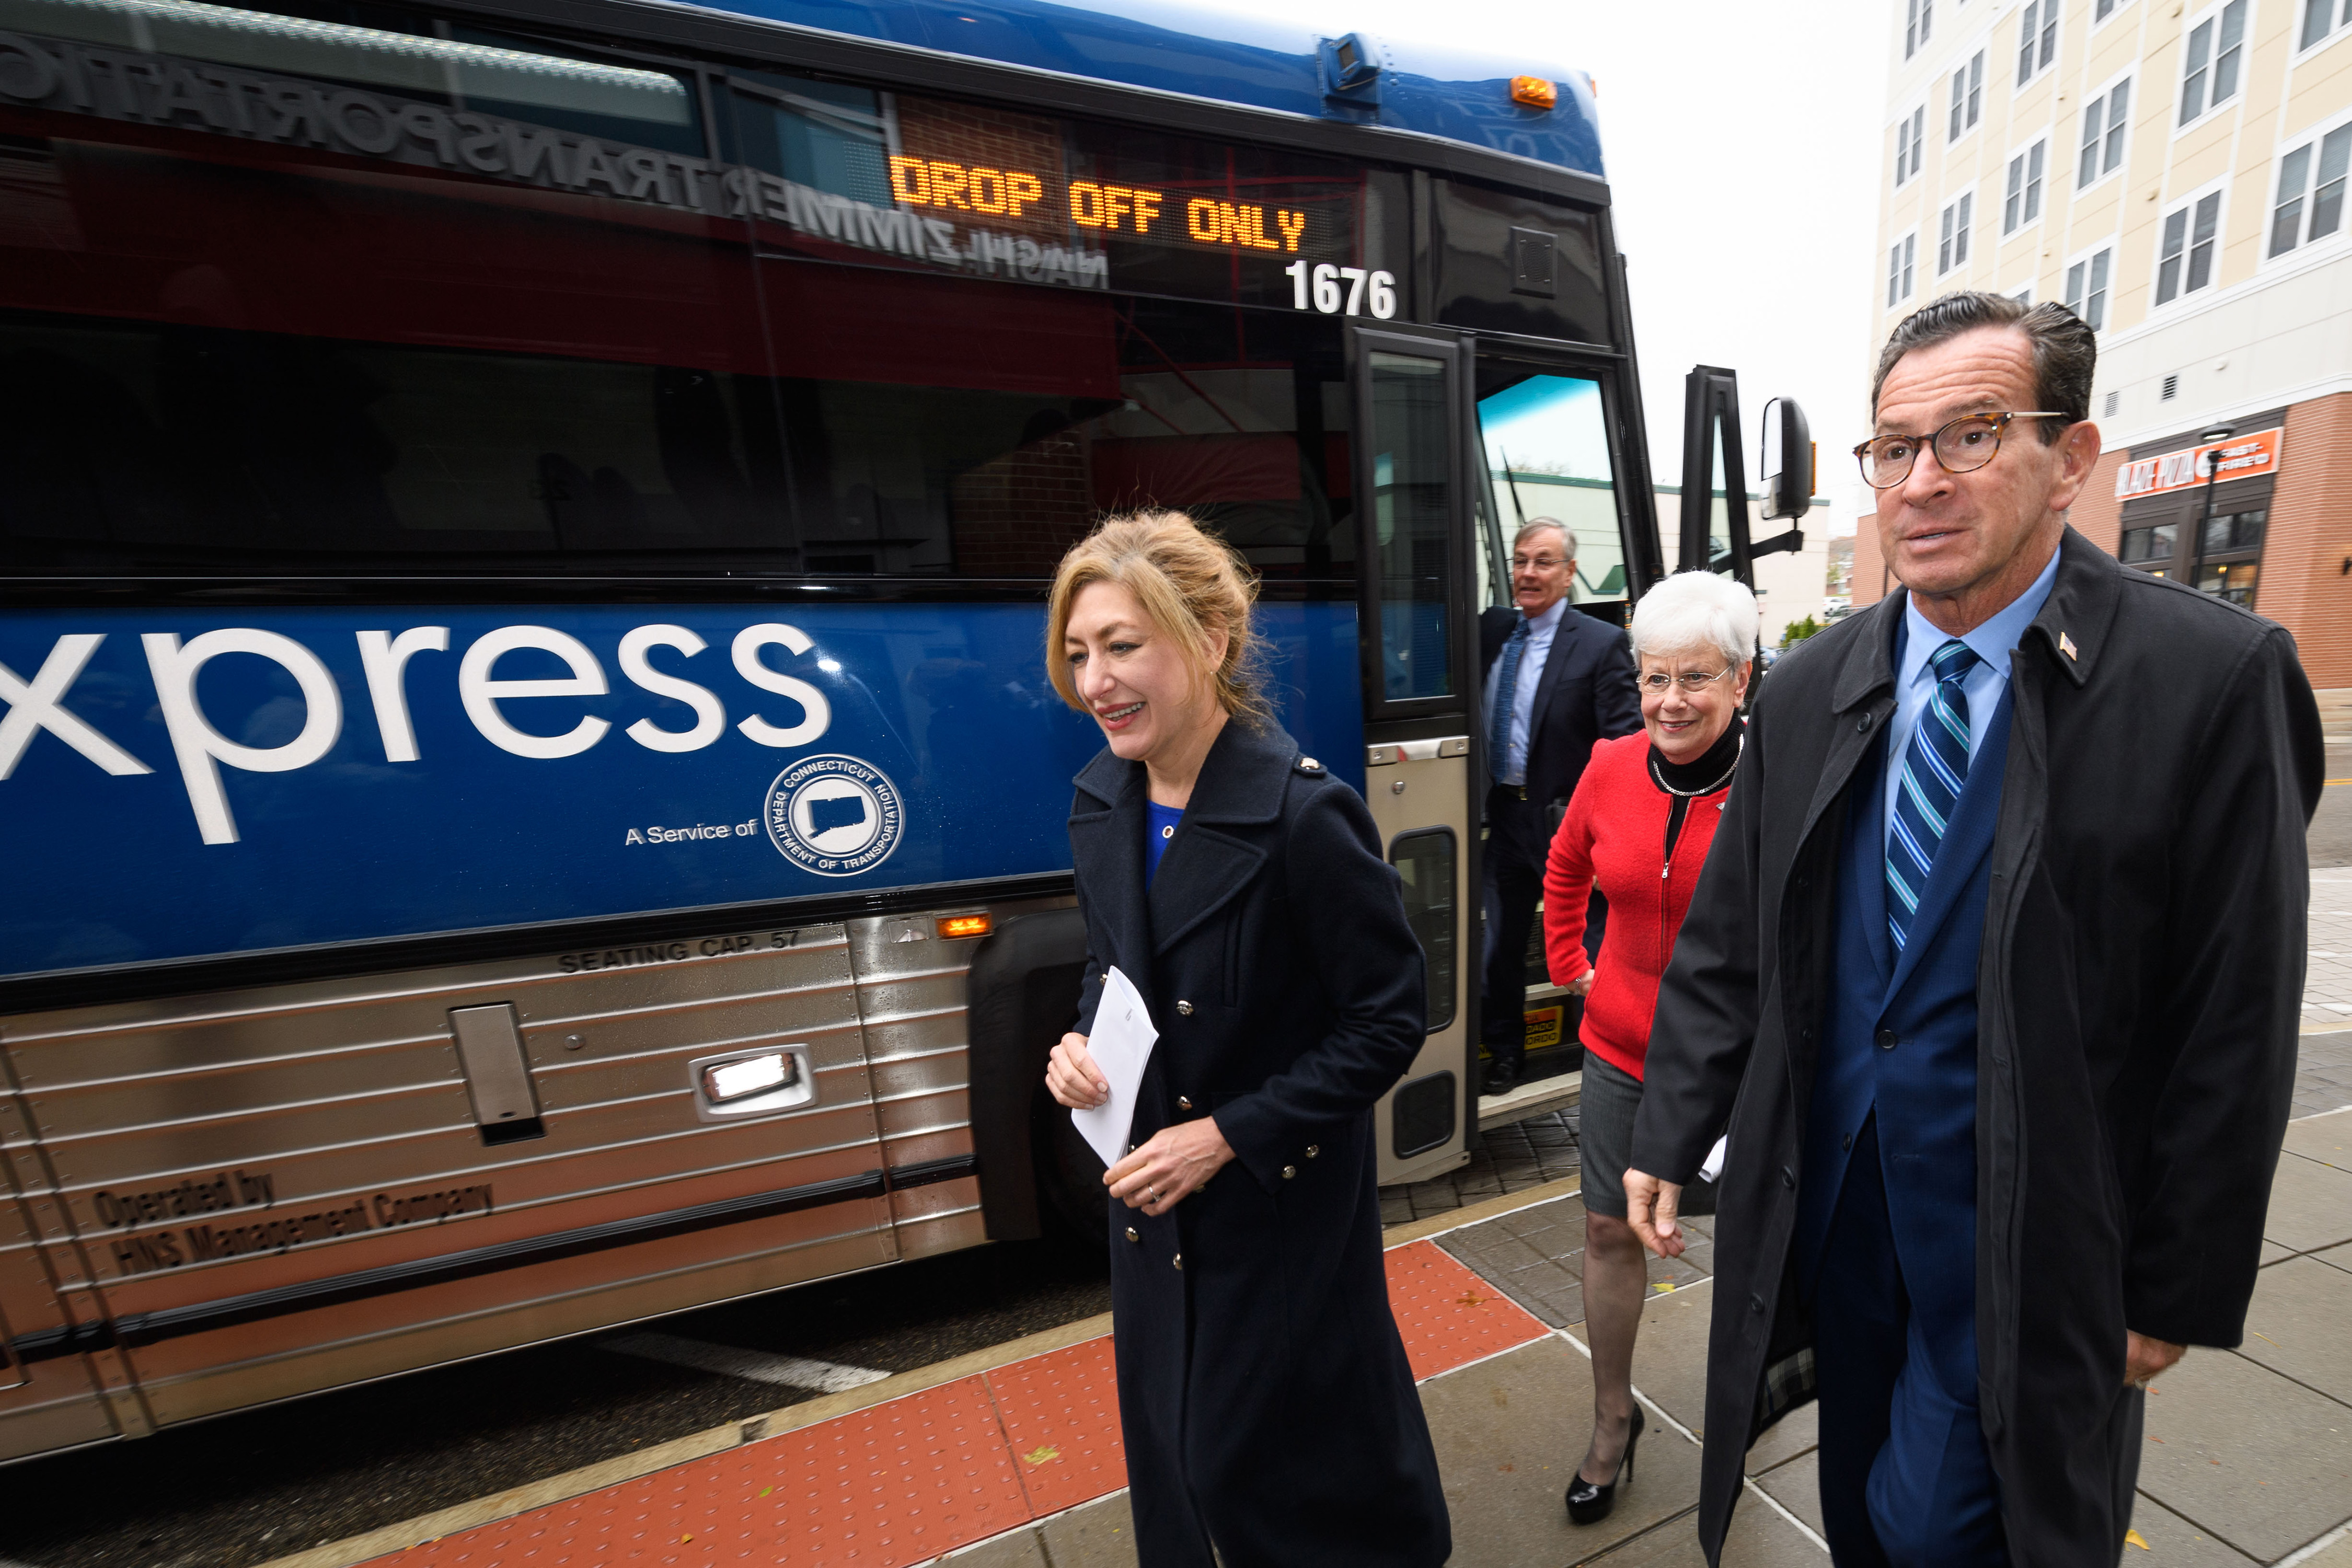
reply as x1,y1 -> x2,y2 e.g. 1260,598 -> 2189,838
1577,1051 -> 1717,1219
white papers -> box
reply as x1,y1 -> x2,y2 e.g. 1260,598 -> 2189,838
1070,966 -> 1157,1169
1698,1135 -> 1728,1184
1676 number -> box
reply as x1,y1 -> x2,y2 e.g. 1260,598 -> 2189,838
1286,262 -> 1398,318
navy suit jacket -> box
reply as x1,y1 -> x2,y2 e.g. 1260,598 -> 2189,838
1795,680 -> 2014,1398
1477,603 -> 1641,812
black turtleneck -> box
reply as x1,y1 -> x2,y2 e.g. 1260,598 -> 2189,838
1649,717 -> 1745,861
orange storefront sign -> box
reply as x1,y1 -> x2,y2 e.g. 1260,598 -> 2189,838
2113,426 -> 2285,499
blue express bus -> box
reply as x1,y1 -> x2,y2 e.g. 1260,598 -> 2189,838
0,0 -> 1798,1459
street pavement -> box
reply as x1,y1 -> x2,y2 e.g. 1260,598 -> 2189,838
229,1000 -> 2351,1568
2315,736 -> 2352,870
916,1094 -> 2352,1568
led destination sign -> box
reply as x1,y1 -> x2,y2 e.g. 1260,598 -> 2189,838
730,71 -> 1408,309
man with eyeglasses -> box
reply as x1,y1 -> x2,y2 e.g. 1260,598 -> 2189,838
1623,292 -> 2321,1568
1477,518 -> 1640,1097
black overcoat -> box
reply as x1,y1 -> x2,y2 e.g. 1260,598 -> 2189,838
1068,720 -> 1450,1568
1630,529 -> 2323,1567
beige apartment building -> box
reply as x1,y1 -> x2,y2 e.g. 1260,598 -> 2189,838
1862,0 -> 2352,684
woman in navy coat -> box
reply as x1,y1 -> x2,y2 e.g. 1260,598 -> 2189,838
1042,511 -> 1450,1568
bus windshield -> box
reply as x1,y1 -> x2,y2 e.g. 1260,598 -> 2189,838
1476,371 -> 1628,614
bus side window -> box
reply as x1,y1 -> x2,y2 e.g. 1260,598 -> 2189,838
0,0 -> 784,571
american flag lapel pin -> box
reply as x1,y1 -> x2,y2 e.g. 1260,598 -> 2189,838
2059,632 -> 2079,662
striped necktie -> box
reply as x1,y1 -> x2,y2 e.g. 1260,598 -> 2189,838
1489,616 -> 1531,784
1886,639 -> 1982,953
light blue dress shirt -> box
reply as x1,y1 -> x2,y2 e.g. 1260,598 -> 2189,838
1483,597 -> 1568,788
1881,545 -> 2061,833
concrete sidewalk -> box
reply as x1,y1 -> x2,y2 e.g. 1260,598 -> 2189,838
943,1104 -> 2352,1568
1411,1102 -> 2352,1568
295,1017 -> 2352,1568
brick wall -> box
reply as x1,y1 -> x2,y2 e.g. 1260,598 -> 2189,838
2261,391 -> 2352,688
2069,442 -> 2125,556
2072,392 -> 2351,686
1851,514 -> 1889,607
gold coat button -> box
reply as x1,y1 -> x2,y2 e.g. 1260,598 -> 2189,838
1305,1144 -> 1320,1159
1172,1252 -> 1184,1270
1177,1095 -> 1193,1110
1282,1165 -> 1297,1180
1126,1227 -> 1140,1242
1177,1000 -> 1194,1016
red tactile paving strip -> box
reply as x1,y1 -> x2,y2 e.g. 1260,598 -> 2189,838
1383,1238 -> 1551,1381
987,1333 -> 1128,1516
372,1376 -> 1029,1567
367,1233 -> 1547,1565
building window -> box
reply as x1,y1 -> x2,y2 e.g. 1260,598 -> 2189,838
2119,521 -> 2177,562
2270,123 -> 2351,256
1939,193 -> 1974,272
2065,247 -> 2112,328
2155,190 -> 2222,303
2096,0 -> 2126,18
2203,506 -> 2267,556
2198,559 -> 2258,605
2079,79 -> 2130,185
2005,140 -> 2047,232
2300,0 -> 2349,51
1949,51 -> 1985,140
2018,0 -> 2060,85
1895,105 -> 1927,189
2180,1 -> 2246,125
1888,233 -> 1918,305
1908,0 -> 1935,57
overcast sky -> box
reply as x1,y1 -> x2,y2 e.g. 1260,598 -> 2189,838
1250,0 -> 1890,532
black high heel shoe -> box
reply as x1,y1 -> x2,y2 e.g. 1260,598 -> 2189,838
1565,1404 -> 1645,1525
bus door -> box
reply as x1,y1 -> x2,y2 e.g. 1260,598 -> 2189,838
1469,345 -> 1658,1080
1352,327 -> 1478,1187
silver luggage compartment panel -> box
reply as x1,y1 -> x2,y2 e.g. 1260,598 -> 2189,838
0,919 -> 953,1446
843,916 -> 985,1261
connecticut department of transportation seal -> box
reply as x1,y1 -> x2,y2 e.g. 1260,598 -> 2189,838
763,755 -> 904,877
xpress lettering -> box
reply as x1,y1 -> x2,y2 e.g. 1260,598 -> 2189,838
0,602 -> 1357,976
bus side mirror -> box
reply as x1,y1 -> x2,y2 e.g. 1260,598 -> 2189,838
1758,398 -> 1814,523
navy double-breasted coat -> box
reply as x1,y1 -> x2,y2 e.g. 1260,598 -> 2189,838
1067,720 -> 1450,1568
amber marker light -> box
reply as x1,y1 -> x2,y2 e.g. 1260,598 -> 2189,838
938,914 -> 993,939
1511,76 -> 1557,110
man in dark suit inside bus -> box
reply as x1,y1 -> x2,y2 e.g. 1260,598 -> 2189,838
1478,519 -> 1642,1096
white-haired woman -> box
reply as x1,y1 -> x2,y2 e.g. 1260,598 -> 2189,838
1542,569 -> 1757,1524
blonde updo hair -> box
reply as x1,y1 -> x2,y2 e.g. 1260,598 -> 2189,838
1045,510 -> 1271,731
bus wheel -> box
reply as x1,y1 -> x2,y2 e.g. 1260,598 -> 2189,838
1031,1081 -> 1110,1250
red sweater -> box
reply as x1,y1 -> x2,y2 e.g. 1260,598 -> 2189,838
1543,731 -> 1735,1083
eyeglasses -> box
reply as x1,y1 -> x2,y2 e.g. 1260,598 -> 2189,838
1853,411 -> 2071,489
1511,554 -> 1571,572
1638,667 -> 1734,696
